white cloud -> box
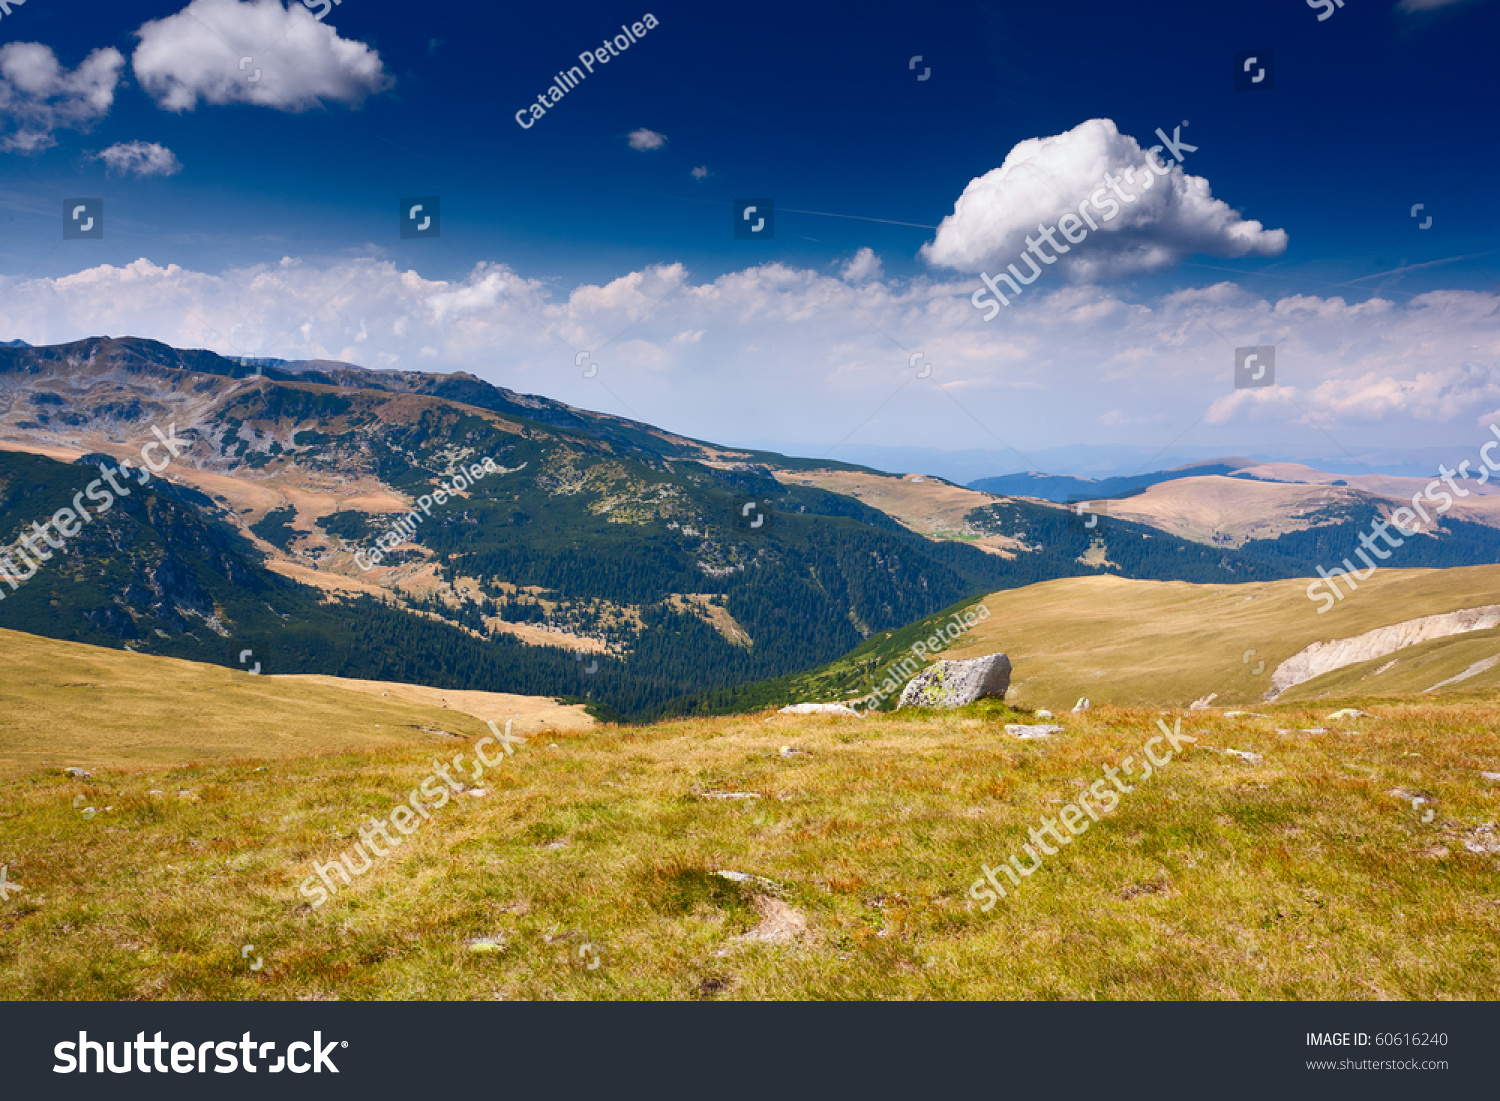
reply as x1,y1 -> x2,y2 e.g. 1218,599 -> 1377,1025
3,256 -> 1498,457
627,127 -> 666,151
0,43 -> 124,153
132,0 -> 391,111
95,140 -> 183,176
840,248 -> 882,283
690,165 -> 709,179
920,118 -> 1288,280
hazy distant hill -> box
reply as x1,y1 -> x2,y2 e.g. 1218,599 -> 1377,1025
967,459 -> 1250,502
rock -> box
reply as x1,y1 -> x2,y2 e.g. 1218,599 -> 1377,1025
897,653 -> 1011,710
1034,709 -> 1053,720
64,767 -> 91,779
1189,693 -> 1218,710
1072,697 -> 1091,712
1224,748 -> 1262,762
1327,708 -> 1367,720
1224,711 -> 1270,719
778,703 -> 859,716
778,745 -> 806,757
1480,771 -> 1500,783
466,936 -> 507,954
1005,724 -> 1063,739
715,870 -> 782,893
701,791 -> 761,800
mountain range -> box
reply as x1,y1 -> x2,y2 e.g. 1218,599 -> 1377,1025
2,336 -> 1496,720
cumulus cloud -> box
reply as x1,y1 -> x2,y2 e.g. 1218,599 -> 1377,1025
920,118 -> 1288,280
95,140 -> 182,176
840,248 -> 882,283
627,127 -> 666,151
0,43 -> 125,153
132,0 -> 391,111
2,256 -> 1497,455
690,165 -> 709,179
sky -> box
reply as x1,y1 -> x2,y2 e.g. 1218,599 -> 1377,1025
1,0 -> 1498,480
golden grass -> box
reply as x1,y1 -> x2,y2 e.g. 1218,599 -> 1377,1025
0,628 -> 587,778
937,565 -> 1500,711
3,696 -> 1497,1000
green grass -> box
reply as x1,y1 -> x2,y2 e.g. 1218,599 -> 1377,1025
3,694 -> 1497,1000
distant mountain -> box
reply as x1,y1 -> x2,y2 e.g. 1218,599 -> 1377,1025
7,336 -> 1479,721
0,337 -> 1053,718
967,459 -> 1253,502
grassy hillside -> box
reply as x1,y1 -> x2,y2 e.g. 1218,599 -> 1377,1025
939,564 -> 1500,711
693,564 -> 1500,715
2,684 -> 1497,999
0,628 -> 588,778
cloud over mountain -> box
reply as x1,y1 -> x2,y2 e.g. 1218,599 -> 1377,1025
920,118 -> 1288,280
1,257 -> 1495,455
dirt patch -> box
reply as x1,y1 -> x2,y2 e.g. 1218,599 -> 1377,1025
739,895 -> 810,945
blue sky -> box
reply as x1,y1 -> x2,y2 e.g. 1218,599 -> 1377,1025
2,0 -> 1498,476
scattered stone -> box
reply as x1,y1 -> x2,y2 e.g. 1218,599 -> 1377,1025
778,745 -> 806,758
1005,724 -> 1063,739
715,870 -> 783,893
779,703 -> 859,716
1072,697 -> 1091,713
1034,709 -> 1053,720
897,653 -> 1012,710
1189,693 -> 1218,710
1224,749 -> 1263,762
64,767 -> 91,779
701,792 -> 761,800
1479,772 -> 1500,783
1461,823 -> 1500,855
1327,708 -> 1367,720
466,936 -> 507,954
1224,711 -> 1270,719
468,788 -> 488,797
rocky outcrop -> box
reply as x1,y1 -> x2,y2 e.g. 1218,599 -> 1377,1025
897,653 -> 1011,709
1266,604 -> 1500,699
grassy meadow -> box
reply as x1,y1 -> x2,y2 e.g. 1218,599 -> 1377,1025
3,692 -> 1498,1000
